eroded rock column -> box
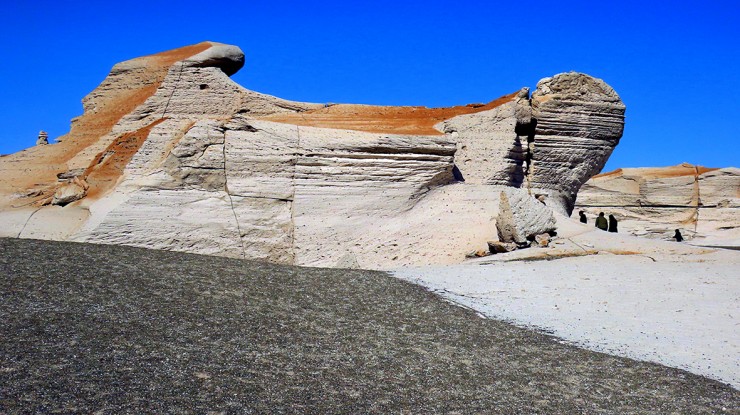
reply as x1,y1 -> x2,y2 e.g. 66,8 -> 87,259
528,72 -> 625,214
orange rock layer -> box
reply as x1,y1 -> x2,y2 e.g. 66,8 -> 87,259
593,163 -> 718,180
262,92 -> 519,136
0,43 -> 211,207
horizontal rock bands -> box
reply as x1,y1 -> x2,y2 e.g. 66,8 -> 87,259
301,152 -> 451,162
536,113 -> 624,124
294,172 -> 443,182
349,145 -> 456,157
532,131 -> 622,142
225,193 -> 292,202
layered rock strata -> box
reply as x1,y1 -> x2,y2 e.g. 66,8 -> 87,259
576,164 -> 740,247
0,42 -> 625,269
528,73 -> 626,214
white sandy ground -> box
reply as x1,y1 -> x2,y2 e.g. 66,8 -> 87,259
394,217 -> 740,389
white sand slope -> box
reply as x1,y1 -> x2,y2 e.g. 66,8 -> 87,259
394,218 -> 740,389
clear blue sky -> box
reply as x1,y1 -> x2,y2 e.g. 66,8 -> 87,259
1,0 -> 737,171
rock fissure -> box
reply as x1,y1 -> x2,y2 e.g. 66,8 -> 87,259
16,207 -> 43,238
513,88 -> 537,195
219,125 -> 246,259
161,63 -> 185,118
228,194 -> 293,202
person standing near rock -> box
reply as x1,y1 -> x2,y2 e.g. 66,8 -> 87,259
674,229 -> 684,242
579,211 -> 588,224
608,214 -> 618,233
595,212 -> 608,231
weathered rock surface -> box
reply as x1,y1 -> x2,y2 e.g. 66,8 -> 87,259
534,233 -> 551,247
576,164 -> 740,247
487,240 -> 517,253
36,131 -> 48,146
0,42 -> 625,269
181,42 -> 245,75
496,188 -> 557,244
52,177 -> 88,206
529,73 -> 626,214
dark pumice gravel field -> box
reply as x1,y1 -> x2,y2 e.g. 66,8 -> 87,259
1,238 -> 737,413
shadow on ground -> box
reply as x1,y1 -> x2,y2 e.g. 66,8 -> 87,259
0,238 -> 737,413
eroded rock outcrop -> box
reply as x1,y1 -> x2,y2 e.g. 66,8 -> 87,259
496,188 -> 556,244
576,164 -> 740,247
0,42 -> 625,269
52,177 -> 88,206
36,131 -> 48,146
528,73 -> 626,214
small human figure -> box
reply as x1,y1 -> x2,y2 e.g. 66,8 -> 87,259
608,214 -> 618,233
579,210 -> 587,224
595,212 -> 608,231
674,229 -> 684,242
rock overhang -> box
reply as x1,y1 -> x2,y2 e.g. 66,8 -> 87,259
182,42 -> 245,76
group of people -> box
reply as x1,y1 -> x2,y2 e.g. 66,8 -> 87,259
578,210 -> 685,241
580,211 -> 618,232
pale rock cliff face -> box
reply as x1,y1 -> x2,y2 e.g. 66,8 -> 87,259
0,42 -> 625,269
437,90 -> 527,187
576,164 -> 740,247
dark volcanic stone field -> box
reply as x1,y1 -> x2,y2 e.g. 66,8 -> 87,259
0,238 -> 737,413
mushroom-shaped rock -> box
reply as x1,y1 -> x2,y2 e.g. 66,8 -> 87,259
529,72 -> 625,214
36,131 -> 48,146
182,42 -> 245,76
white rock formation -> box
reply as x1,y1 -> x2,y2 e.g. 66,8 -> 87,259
496,188 -> 556,244
529,73 -> 626,214
576,164 -> 740,247
0,42 -> 625,269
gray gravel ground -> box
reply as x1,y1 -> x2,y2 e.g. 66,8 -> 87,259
0,238 -> 738,414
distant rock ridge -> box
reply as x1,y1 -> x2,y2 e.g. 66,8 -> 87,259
0,42 -> 625,269
576,163 -> 740,247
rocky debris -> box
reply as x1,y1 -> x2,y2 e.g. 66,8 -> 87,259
576,164 -> 739,246
466,249 -> 492,258
36,131 -> 48,145
15,189 -> 45,199
56,168 -> 85,181
529,72 -> 626,214
487,240 -> 517,253
0,43 -> 625,269
534,233 -> 551,247
51,177 -> 88,206
497,188 -> 557,244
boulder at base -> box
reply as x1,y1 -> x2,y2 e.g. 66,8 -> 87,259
497,188 -> 556,244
